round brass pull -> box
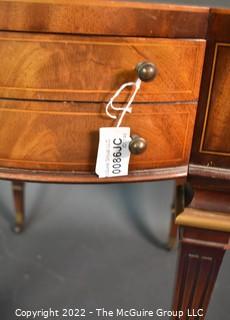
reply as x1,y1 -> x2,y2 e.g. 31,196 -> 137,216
129,135 -> 147,155
136,61 -> 157,82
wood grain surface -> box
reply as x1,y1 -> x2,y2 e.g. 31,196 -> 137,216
201,44 -> 230,155
190,8 -> 230,171
0,32 -> 206,102
0,100 -> 196,172
0,0 -> 209,38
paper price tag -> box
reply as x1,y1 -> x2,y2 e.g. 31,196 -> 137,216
95,127 -> 131,178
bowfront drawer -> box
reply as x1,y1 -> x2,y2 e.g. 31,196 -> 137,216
0,100 -> 196,172
0,32 -> 205,102
0,32 -> 206,180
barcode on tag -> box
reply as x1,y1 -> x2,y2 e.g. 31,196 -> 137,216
95,127 -> 131,178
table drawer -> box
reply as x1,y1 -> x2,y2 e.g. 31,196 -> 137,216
0,32 -> 205,102
0,100 -> 196,172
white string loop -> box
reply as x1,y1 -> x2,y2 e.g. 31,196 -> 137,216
105,78 -> 141,127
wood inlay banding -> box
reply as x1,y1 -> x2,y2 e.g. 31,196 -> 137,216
0,32 -> 206,102
0,100 -> 196,171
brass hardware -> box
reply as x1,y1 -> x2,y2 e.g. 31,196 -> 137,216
129,135 -> 147,155
136,61 -> 157,82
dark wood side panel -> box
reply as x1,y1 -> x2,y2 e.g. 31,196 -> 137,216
201,44 -> 230,155
0,32 -> 206,102
190,8 -> 230,170
208,8 -> 230,42
189,164 -> 230,192
0,0 -> 209,38
0,100 -> 196,172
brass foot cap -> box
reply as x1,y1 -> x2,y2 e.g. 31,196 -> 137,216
166,237 -> 177,251
12,224 -> 24,234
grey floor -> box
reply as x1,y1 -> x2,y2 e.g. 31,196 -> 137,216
0,180 -> 229,319
132,0 -> 230,8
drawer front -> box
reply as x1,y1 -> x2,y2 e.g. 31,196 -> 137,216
0,32 -> 205,102
0,100 -> 196,172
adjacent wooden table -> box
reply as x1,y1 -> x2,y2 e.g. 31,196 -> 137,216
0,1 -> 229,319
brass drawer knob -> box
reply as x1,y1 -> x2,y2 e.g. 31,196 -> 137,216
136,61 -> 157,82
129,135 -> 147,155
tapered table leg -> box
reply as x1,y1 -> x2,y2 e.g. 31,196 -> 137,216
167,185 -> 181,250
172,207 -> 230,319
167,206 -> 178,250
167,183 -> 194,250
12,181 -> 25,233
